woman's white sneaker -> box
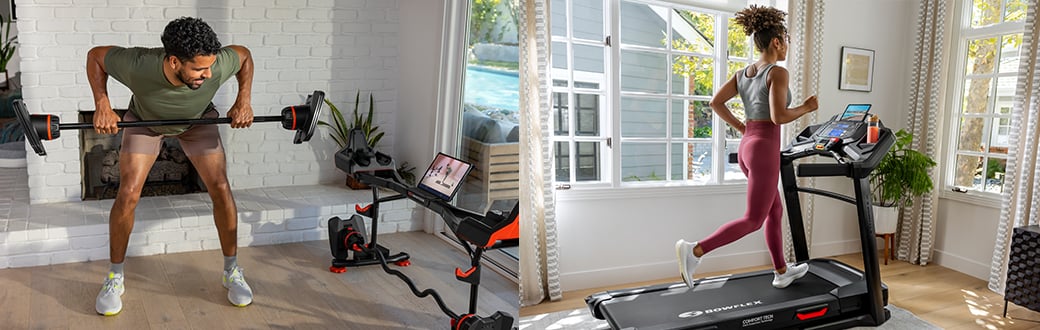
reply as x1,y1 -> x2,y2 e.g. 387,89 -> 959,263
676,239 -> 700,288
772,263 -> 809,288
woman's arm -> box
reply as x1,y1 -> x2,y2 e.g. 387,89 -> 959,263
709,75 -> 746,134
767,66 -> 818,125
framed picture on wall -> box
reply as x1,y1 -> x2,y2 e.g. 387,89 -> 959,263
839,47 -> 874,92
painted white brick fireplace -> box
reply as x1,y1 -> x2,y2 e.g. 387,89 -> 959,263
18,0 -> 400,203
3,0 -> 423,269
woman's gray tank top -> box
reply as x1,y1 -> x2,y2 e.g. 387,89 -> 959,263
737,63 -> 791,121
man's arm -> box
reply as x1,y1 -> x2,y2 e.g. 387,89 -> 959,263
87,46 -> 119,135
227,45 -> 254,128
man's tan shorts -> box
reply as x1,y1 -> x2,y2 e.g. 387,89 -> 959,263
119,105 -> 224,157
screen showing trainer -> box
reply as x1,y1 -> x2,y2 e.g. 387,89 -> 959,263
417,153 -> 474,201
839,104 -> 872,122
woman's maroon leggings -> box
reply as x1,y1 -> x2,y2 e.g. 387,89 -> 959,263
698,120 -> 787,270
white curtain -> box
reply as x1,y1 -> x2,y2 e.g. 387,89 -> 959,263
781,0 -> 824,260
898,0 -> 949,266
989,1 -> 1040,294
519,0 -> 562,307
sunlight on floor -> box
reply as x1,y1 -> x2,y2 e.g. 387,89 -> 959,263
519,309 -> 595,330
962,288 -> 1019,329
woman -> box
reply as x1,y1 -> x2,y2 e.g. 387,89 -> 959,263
676,5 -> 819,289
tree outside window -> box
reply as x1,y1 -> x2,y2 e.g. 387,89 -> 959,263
951,0 -> 1025,194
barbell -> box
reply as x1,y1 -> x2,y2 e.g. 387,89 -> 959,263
14,90 -> 326,156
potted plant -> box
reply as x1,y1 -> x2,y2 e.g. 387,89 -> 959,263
868,129 -> 937,234
0,14 -> 17,90
320,90 -> 383,150
320,91 -> 421,188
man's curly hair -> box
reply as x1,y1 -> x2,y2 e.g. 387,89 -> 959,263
161,17 -> 221,62
733,5 -> 787,52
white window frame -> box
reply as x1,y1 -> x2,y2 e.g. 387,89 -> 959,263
552,0 -> 782,190
431,0 -> 519,282
942,0 -> 1025,204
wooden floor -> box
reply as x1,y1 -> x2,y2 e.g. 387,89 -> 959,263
0,232 -> 519,329
520,253 -> 1040,329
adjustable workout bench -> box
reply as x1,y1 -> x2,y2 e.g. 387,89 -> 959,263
327,128 -> 519,330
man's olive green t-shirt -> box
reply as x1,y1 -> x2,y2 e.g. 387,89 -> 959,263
104,47 -> 241,135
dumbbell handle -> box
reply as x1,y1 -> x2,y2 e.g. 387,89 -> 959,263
58,115 -> 288,130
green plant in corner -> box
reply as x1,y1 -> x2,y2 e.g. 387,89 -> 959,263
319,90 -> 384,149
869,129 -> 937,207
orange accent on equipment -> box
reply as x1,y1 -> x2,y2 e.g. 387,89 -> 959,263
394,260 -> 411,267
484,214 -> 520,248
290,106 -> 297,130
46,115 -> 52,140
796,307 -> 828,320
455,266 -> 476,278
453,314 -> 474,330
329,266 -> 346,273
356,204 -> 372,213
344,232 -> 362,251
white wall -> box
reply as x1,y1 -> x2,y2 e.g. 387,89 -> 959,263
18,0 -> 400,203
934,199 -> 1001,279
396,0 -> 446,182
555,0 -> 918,292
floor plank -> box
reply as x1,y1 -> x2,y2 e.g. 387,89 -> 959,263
0,267 -> 31,328
0,232 -> 519,329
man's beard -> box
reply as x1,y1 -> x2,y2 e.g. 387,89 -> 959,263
178,72 -> 205,90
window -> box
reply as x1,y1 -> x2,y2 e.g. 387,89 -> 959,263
446,0 -> 520,275
551,0 -> 782,187
948,0 -> 1026,194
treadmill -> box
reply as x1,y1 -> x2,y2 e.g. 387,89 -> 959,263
585,110 -> 895,329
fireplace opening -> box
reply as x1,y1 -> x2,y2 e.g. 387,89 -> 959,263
80,110 -> 206,200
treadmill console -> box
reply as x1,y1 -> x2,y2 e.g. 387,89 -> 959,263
783,115 -> 882,164
815,120 -> 865,140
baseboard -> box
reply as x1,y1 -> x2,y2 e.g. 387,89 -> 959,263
932,248 -> 990,280
810,239 -> 864,257
560,239 -> 872,291
560,250 -> 772,291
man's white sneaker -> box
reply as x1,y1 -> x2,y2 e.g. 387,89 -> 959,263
223,266 -> 253,307
676,239 -> 700,288
95,272 -> 125,316
772,263 -> 809,288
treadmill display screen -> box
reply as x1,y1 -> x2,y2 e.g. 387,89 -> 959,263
823,122 -> 854,138
839,104 -> 871,122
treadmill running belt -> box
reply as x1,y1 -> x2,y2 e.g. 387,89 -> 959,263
598,269 -> 839,329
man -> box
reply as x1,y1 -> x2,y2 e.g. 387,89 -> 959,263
88,17 -> 255,315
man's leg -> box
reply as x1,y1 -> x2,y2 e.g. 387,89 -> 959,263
179,112 -> 252,307
96,152 -> 158,316
187,150 -> 252,306
97,114 -> 162,316
109,152 -> 159,263
188,151 -> 238,257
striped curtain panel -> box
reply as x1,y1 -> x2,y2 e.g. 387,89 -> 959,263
989,1 -> 1040,294
781,0 -> 824,261
898,0 -> 948,265
519,0 -> 563,307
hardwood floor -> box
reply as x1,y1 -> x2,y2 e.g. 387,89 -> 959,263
519,253 -> 1040,329
0,232 -> 519,329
